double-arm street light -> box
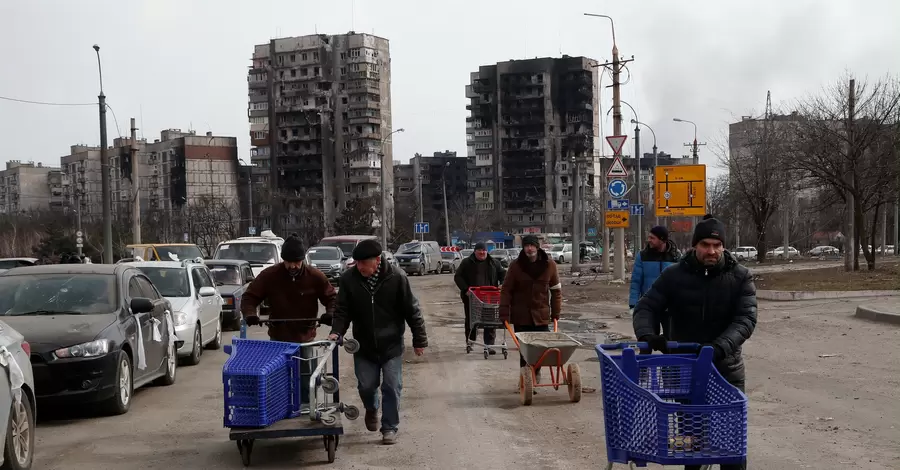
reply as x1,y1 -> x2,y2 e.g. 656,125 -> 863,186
379,128 -> 405,249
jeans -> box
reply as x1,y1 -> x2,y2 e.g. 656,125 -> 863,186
463,296 -> 496,345
513,323 -> 550,368
684,379 -> 747,470
354,354 -> 403,433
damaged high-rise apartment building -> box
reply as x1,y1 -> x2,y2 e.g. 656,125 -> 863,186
466,56 -> 601,234
248,32 -> 394,235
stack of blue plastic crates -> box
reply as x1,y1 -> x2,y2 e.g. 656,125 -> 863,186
223,338 -> 303,428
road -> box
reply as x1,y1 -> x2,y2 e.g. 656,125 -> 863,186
35,273 -> 899,469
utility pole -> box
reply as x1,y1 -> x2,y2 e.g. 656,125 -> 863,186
634,123 -> 641,250
783,192 -> 790,259
266,39 -> 280,235
248,168 -> 254,233
94,45 -> 113,264
415,158 -> 424,242
130,118 -> 141,244
611,47 -> 625,280
844,79 -> 856,271
441,162 -> 451,246
572,150 -> 582,273
74,191 -> 83,257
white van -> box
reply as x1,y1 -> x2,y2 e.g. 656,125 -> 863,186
213,230 -> 285,277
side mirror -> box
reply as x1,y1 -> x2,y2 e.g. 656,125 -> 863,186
130,297 -> 154,314
198,286 -> 217,297
246,277 -> 255,283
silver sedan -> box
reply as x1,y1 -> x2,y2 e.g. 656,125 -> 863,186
0,321 -> 35,469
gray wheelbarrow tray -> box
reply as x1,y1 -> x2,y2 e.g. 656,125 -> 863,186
515,332 -> 582,367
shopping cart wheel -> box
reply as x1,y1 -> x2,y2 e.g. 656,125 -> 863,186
502,348 -> 509,359
321,413 -> 338,426
343,404 -> 360,420
466,344 -> 473,354
237,439 -> 254,466
325,435 -> 337,463
343,338 -> 360,354
322,376 -> 340,394
483,349 -> 489,360
567,363 -> 582,403
519,367 -> 534,406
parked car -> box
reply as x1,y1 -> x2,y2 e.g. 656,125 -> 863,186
126,244 -> 204,262
305,246 -> 347,286
382,251 -> 399,270
394,241 -> 442,276
0,321 -> 35,470
0,264 -> 178,415
507,248 -> 521,260
318,235 -> 379,269
439,250 -> 463,274
808,245 -> 840,257
459,249 -> 474,258
547,244 -> 574,263
0,259 -> 37,271
766,246 -> 801,259
489,249 -> 512,268
732,246 -> 759,261
204,260 -> 254,330
121,260 -> 222,366
213,231 -> 285,277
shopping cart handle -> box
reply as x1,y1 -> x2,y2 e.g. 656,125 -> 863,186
600,341 -> 702,351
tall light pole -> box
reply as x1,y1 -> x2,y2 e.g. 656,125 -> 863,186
94,45 -> 113,264
631,119 -> 657,225
239,158 -> 256,234
617,101 -> 643,250
673,117 -> 704,235
379,128 -> 404,249
441,161 -> 452,246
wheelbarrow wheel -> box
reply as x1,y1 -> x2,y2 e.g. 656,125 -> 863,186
519,367 -> 534,406
567,363 -> 582,403
325,435 -> 337,463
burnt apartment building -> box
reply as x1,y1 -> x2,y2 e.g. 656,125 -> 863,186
248,32 -> 393,235
466,56 -> 601,233
393,151 -> 467,244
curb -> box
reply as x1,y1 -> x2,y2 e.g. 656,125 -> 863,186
756,290 -> 900,301
855,305 -> 900,325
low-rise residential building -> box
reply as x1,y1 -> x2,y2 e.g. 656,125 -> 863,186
0,161 -> 64,214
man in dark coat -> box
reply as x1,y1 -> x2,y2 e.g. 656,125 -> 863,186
633,214 -> 756,470
328,239 -> 428,446
629,225 -> 681,309
454,242 -> 506,351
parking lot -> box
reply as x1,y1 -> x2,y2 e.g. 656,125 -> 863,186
34,273 -> 900,469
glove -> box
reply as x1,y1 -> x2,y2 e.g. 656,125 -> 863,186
245,315 -> 260,326
318,312 -> 333,327
640,334 -> 668,353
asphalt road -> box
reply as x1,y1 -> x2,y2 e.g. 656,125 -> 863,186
34,273 -> 899,469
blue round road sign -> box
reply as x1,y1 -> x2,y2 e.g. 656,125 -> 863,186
608,179 -> 628,198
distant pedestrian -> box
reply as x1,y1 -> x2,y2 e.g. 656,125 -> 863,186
499,235 -> 562,375
328,239 -> 428,445
633,215 -> 757,470
629,225 -> 681,310
454,242 -> 506,352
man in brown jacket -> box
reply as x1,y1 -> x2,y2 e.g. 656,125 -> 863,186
499,235 -> 563,369
241,234 -> 336,342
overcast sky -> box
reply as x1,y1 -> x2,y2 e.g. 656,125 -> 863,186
1,0 -> 898,173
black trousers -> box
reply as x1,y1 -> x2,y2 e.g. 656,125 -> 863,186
684,378 -> 746,470
462,296 -> 495,345
513,323 -> 550,368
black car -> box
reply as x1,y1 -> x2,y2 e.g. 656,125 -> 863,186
0,264 -> 179,415
205,259 -> 255,330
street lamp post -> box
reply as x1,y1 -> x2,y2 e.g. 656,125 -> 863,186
239,159 -> 256,234
441,161 -> 452,246
631,119 -> 657,225
93,45 -> 113,264
672,118 -> 699,160
378,128 -> 405,249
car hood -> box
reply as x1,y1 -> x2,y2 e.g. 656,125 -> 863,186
394,253 -> 421,259
250,265 -> 272,276
216,285 -> 241,296
167,297 -> 195,313
3,314 -> 118,352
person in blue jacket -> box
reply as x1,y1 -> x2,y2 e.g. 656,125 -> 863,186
629,225 -> 681,309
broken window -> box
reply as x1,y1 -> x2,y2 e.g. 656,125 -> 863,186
290,54 -> 296,62
313,52 -> 319,60
314,66 -> 320,75
301,68 -> 308,76
303,127 -> 310,135
340,52 -> 346,60
340,67 -> 346,76
301,53 -> 307,61
342,97 -> 348,104
290,69 -> 296,78
279,71 -> 284,79
350,48 -> 361,58
292,128 -> 299,137
280,130 -> 288,139
342,127 -> 349,134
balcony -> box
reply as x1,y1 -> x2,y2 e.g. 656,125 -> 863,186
248,80 -> 267,89
349,101 -> 380,110
349,174 -> 380,184
348,115 -> 381,125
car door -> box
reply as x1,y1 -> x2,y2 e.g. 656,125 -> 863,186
191,267 -> 219,343
126,275 -> 158,381
134,274 -> 169,373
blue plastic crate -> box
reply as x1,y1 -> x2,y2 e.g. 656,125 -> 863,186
223,338 -> 302,428
596,344 -> 748,467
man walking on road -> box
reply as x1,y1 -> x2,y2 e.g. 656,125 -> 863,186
629,225 -> 681,310
241,234 -> 336,342
500,235 -> 562,373
633,215 -> 757,470
328,239 -> 428,445
454,242 -> 506,352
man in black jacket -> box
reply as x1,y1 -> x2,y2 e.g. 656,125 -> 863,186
454,242 -> 505,351
633,215 -> 756,470
328,239 -> 428,446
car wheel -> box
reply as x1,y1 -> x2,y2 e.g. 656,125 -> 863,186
184,325 -> 202,366
103,350 -> 133,415
206,317 -> 222,350
1,391 -> 34,470
450,264 -> 456,274
155,335 -> 177,386
418,265 -> 425,276
559,256 -> 565,264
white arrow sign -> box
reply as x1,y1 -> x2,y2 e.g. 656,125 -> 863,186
606,135 -> 628,156
606,156 -> 629,178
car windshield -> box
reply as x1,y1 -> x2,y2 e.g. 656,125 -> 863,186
207,265 -> 242,286
138,267 -> 191,297
307,247 -> 341,260
0,274 -> 117,315
0,259 -> 35,269
460,249 -> 473,257
155,245 -> 203,261
319,240 -> 361,255
492,249 -> 508,256
441,252 -> 455,259
397,242 -> 422,254
214,243 -> 279,265
550,244 -> 564,252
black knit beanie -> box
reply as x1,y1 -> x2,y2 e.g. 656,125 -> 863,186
522,235 -> 540,248
649,225 -> 669,242
692,214 -> 726,246
280,234 -> 305,262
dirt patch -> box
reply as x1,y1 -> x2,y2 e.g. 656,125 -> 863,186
562,280 -> 629,303
754,262 -> 900,291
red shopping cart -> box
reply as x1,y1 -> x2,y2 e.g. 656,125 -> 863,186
465,287 -> 509,359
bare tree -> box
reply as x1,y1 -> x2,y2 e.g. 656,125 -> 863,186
790,75 -> 900,270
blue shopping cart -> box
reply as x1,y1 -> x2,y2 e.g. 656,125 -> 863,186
597,342 -> 748,469
222,318 -> 361,466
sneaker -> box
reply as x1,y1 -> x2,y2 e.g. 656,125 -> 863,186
365,409 -> 378,432
382,430 -> 398,445
488,349 -> 497,355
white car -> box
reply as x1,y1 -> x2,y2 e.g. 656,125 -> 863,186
0,321 -> 34,470
548,244 -> 574,263
732,246 -> 759,261
213,230 -> 285,277
123,260 -> 223,365
766,246 -> 801,259
808,245 -> 840,257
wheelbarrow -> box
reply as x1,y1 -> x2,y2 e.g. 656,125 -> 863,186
505,320 -> 583,406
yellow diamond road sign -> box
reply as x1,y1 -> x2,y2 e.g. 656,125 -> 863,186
605,211 -> 630,228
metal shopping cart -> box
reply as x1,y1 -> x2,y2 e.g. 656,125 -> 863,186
596,342 -> 748,469
465,287 -> 510,359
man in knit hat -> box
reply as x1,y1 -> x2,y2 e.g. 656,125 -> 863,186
454,242 -> 506,353
328,239 -> 428,445
242,233 -> 336,342
632,215 -> 756,470
629,225 -> 681,310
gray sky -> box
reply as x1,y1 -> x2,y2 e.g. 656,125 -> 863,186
2,0 -> 898,173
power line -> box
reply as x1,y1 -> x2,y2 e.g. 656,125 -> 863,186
0,95 -> 96,107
